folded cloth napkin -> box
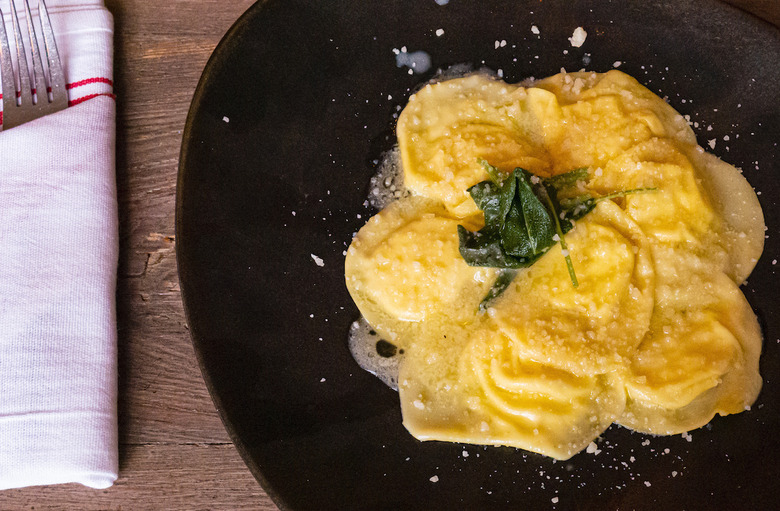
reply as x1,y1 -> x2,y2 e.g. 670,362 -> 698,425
0,0 -> 117,490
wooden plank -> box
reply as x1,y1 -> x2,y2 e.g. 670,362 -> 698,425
723,0 -> 780,26
110,0 -> 257,446
0,1 -> 276,509
0,444 -> 276,510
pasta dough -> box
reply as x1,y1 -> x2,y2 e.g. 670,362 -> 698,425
344,70 -> 764,459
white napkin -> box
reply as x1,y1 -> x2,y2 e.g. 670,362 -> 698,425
0,0 -> 117,490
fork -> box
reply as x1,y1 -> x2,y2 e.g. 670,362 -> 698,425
0,0 -> 66,131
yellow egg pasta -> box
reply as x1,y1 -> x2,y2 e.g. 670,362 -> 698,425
344,70 -> 764,459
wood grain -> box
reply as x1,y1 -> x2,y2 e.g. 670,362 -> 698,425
2,444 -> 267,510
1,1 -> 275,510
723,0 -> 780,26
0,0 -> 776,510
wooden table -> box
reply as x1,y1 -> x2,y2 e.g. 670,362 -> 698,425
2,1 -> 271,509
0,1 -> 776,509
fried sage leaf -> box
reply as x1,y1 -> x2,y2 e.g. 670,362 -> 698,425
459,161 -> 654,306
459,165 -> 555,268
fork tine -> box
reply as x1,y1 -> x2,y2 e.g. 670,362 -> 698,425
0,6 -> 16,129
9,0 -> 31,108
1,0 -> 66,130
38,0 -> 65,109
22,0 -> 44,104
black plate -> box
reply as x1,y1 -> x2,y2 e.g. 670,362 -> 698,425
176,1 -> 780,509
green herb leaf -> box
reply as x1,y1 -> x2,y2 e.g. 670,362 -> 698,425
460,161 -> 656,304
458,225 -> 512,267
550,188 -> 596,234
479,268 -> 518,311
559,194 -> 595,212
508,170 -> 555,257
593,187 -> 658,202
460,163 -> 556,268
468,180 -> 503,232
479,158 -> 506,185
543,167 -> 589,190
496,172 -> 517,231
542,185 -> 580,287
457,225 -> 540,268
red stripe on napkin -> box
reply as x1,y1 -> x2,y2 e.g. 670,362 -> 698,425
1,77 -> 115,125
67,77 -> 114,89
69,92 -> 117,107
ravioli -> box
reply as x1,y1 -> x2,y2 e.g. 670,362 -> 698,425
344,70 -> 764,459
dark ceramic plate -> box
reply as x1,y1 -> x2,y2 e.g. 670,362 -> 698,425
176,1 -> 780,509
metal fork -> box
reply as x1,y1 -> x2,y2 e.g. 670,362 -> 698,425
0,0 -> 66,131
